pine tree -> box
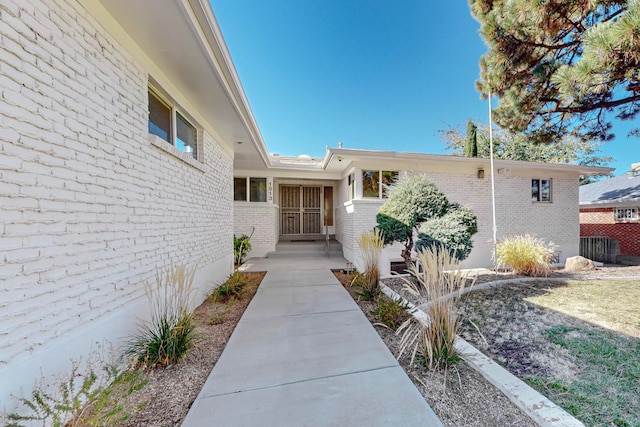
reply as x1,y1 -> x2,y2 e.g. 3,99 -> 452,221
470,0 -> 640,143
440,122 -> 614,183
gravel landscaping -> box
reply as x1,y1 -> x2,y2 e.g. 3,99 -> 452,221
69,264 -> 639,426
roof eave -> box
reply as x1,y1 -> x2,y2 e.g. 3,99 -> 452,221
326,148 -> 614,175
187,0 -> 272,168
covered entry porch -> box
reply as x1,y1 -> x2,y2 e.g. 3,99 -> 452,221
278,183 -> 335,241
233,176 -> 340,259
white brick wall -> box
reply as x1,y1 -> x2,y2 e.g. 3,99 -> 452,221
233,202 -> 278,257
0,0 -> 233,406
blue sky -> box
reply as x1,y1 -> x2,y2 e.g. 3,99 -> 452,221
210,0 -> 636,176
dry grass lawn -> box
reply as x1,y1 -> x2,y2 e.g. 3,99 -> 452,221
458,278 -> 640,427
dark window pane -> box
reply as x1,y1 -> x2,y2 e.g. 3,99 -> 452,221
176,113 -> 197,159
381,171 -> 398,198
148,90 -> 171,142
541,179 -> 551,202
234,178 -> 247,201
250,178 -> 267,202
531,179 -> 540,202
362,170 -> 379,197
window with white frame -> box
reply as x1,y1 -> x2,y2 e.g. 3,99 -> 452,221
234,177 -> 267,202
148,88 -> 198,160
531,178 -> 552,202
362,170 -> 398,198
615,207 -> 638,221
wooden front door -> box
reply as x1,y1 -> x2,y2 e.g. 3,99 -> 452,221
280,185 -> 322,236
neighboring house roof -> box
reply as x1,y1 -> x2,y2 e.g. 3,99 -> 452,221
580,166 -> 640,207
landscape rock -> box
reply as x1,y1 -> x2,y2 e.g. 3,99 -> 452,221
564,256 -> 597,272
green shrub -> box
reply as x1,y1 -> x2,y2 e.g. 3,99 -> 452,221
496,234 -> 556,276
416,204 -> 477,261
376,174 -> 477,263
377,174 -> 449,261
126,264 -> 198,368
209,272 -> 248,303
398,246 -> 471,370
234,234 -> 252,266
371,295 -> 410,329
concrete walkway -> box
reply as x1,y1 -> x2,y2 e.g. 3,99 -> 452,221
182,256 -> 442,426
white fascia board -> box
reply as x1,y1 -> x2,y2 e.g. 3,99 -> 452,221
186,0 -> 272,168
326,148 -> 614,176
580,199 -> 640,208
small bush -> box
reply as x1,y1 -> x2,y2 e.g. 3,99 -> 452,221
209,272 -> 248,303
126,264 -> 198,368
234,234 -> 252,266
352,229 -> 384,301
398,246 -> 471,370
496,234 -> 556,277
371,295 -> 410,329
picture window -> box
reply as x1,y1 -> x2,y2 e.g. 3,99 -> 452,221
362,170 -> 398,198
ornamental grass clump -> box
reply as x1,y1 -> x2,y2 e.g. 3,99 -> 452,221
126,263 -> 198,368
397,246 -> 472,370
352,229 -> 384,301
209,271 -> 248,303
496,234 -> 556,277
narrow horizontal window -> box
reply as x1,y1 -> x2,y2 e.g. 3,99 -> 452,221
615,207 -> 638,221
148,86 -> 200,161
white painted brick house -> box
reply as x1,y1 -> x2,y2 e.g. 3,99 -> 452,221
0,0 -> 270,408
234,148 -> 609,275
0,0 -> 611,411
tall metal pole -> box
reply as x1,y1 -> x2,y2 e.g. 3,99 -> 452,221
488,90 -> 498,275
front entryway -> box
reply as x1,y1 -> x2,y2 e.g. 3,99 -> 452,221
280,185 -> 322,238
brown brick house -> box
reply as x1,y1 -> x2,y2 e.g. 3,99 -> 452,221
580,163 -> 640,260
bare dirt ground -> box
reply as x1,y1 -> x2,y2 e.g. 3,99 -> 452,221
117,271 -> 266,427
382,264 -> 640,426
333,270 -> 537,427
110,264 -> 639,426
